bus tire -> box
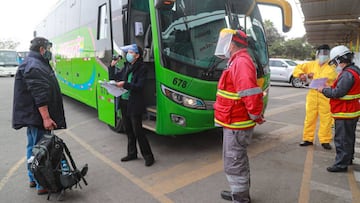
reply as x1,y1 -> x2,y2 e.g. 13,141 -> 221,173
108,117 -> 125,133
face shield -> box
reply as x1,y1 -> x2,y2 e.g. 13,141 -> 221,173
214,29 -> 235,59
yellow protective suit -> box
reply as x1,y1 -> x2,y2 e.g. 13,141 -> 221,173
293,60 -> 337,144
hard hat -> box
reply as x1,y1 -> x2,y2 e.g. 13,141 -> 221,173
214,28 -> 247,59
328,45 -> 352,65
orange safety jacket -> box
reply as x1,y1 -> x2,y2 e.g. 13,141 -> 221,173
214,49 -> 263,130
330,68 -> 360,119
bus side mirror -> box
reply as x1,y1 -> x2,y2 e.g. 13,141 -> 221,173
155,0 -> 175,10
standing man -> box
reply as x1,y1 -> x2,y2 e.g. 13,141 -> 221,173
318,45 -> 360,172
114,44 -> 155,167
12,37 -> 66,195
293,44 -> 337,150
214,29 -> 265,203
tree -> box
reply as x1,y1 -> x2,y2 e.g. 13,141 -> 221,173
263,19 -> 313,59
0,39 -> 20,50
263,20 -> 284,45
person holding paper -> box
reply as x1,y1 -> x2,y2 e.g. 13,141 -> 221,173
293,44 -> 337,150
113,44 -> 155,167
318,45 -> 360,172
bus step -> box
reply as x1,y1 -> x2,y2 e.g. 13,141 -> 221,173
146,106 -> 157,121
143,120 -> 155,132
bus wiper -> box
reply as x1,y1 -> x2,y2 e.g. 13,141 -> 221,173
201,57 -> 224,79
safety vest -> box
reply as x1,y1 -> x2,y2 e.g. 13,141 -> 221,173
214,50 -> 263,130
330,68 -> 360,119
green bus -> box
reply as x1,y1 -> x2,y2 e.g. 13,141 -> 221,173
34,0 -> 292,136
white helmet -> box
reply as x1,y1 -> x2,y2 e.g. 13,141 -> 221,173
328,45 -> 353,65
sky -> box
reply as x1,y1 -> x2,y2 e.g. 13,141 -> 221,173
259,0 -> 306,39
0,0 -> 59,50
0,0 -> 305,51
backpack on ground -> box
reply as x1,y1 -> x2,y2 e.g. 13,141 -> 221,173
29,131 -> 88,200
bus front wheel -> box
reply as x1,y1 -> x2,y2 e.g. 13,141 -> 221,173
108,117 -> 125,133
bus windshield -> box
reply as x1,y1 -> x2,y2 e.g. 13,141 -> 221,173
0,50 -> 19,66
158,0 -> 268,81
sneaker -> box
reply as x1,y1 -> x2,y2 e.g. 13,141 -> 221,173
321,143 -> 332,150
29,181 -> 36,188
37,189 -> 48,195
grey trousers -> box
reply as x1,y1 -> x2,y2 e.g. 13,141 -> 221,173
333,118 -> 358,168
223,128 -> 253,202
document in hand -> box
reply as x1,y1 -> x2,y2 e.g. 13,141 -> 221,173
309,78 -> 328,89
100,81 -> 128,97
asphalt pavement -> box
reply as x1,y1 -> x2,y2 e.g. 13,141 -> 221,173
1,78 -> 359,203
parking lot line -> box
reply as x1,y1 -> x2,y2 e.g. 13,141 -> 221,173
0,157 -> 25,191
348,167 -> 360,202
63,129 -> 174,203
265,101 -> 305,117
298,146 -> 314,203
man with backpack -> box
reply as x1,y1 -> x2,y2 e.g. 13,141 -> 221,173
12,37 -> 67,195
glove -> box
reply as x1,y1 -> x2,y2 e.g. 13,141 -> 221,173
254,115 -> 265,125
109,80 -> 117,85
308,73 -> 314,79
299,74 -> 307,81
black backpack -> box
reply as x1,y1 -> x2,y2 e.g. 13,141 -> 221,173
29,132 -> 88,200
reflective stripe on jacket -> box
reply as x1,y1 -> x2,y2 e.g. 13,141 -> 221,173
330,67 -> 360,119
214,49 -> 263,130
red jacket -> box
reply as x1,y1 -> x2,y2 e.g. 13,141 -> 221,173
214,49 -> 263,130
330,68 -> 360,119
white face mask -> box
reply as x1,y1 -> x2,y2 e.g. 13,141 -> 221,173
336,66 -> 343,73
318,55 -> 329,64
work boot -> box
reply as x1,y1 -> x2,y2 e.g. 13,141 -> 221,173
321,143 -> 332,150
121,155 -> 138,162
299,141 -> 313,146
233,190 -> 251,203
326,166 -> 348,173
144,155 -> 155,167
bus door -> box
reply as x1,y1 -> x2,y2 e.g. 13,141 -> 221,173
127,0 -> 157,131
95,0 -> 116,126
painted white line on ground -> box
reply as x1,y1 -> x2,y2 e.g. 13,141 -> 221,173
265,101 -> 305,117
311,180 -> 352,202
272,91 -> 307,100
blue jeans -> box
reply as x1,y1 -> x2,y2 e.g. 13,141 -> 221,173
26,126 -> 46,190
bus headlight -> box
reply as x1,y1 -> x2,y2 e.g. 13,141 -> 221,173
161,84 -> 206,109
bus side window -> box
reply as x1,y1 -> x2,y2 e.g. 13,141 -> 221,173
143,25 -> 153,62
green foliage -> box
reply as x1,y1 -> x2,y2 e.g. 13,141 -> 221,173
0,39 -> 20,50
264,20 -> 313,60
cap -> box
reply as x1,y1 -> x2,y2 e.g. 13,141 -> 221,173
30,37 -> 51,49
232,30 -> 248,46
120,44 -> 139,54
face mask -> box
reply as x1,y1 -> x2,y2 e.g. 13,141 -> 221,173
42,50 -> 52,61
126,53 -> 135,63
318,55 -> 329,64
336,66 -> 343,73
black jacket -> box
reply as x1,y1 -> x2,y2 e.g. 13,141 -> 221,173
109,60 -> 148,116
12,51 -> 66,130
